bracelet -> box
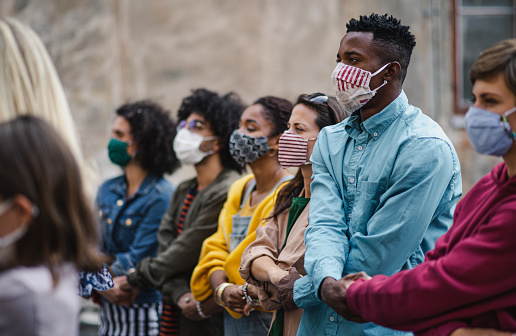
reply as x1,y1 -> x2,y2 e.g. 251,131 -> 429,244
242,282 -> 260,305
196,301 -> 209,319
214,282 -> 232,307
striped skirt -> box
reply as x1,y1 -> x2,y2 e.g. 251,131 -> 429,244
99,301 -> 161,336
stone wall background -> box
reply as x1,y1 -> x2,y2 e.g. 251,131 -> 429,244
0,0 -> 499,194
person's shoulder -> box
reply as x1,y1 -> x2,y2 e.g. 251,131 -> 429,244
0,266 -> 53,300
401,105 -> 451,142
154,176 -> 174,193
99,175 -> 124,190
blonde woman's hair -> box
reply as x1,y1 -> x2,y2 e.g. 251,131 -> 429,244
0,18 -> 82,160
0,18 -> 98,197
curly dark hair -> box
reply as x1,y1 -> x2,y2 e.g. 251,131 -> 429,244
346,13 -> 416,82
269,93 -> 348,221
177,88 -> 246,173
116,100 -> 179,177
253,96 -> 293,137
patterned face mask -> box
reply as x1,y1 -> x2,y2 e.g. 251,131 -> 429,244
331,62 -> 390,113
278,131 -> 316,168
229,130 -> 270,167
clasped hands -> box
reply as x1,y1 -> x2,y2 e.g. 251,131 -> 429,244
319,271 -> 371,323
97,275 -> 140,306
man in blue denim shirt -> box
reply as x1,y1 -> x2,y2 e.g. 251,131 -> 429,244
293,14 -> 463,336
96,101 -> 179,336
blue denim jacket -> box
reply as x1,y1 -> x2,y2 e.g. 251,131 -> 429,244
97,174 -> 175,304
296,91 -> 462,336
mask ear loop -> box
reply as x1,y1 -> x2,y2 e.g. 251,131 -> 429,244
370,63 -> 391,93
502,107 -> 516,140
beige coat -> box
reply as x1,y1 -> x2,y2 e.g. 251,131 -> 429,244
240,201 -> 309,336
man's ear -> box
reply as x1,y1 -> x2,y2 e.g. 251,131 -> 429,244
384,62 -> 401,82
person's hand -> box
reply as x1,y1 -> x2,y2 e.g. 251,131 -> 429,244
176,292 -> 203,321
243,283 -> 260,316
276,267 -> 302,312
200,296 -> 224,316
115,275 -> 140,302
450,328 -> 514,336
98,276 -> 137,306
320,272 -> 370,322
221,284 -> 246,314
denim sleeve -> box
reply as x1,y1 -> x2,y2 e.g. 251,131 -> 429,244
345,138 -> 456,276
111,197 -> 169,276
292,275 -> 321,309
304,129 -> 350,297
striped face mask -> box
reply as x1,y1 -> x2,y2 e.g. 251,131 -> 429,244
331,62 -> 390,113
278,131 -> 316,168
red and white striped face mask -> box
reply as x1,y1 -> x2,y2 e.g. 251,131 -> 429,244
278,131 -> 317,168
331,62 -> 390,113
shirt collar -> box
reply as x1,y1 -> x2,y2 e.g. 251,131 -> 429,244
345,90 -> 408,140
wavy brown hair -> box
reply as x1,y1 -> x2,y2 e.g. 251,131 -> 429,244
0,116 -> 105,283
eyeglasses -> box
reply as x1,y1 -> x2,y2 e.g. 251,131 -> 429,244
178,119 -> 206,132
309,95 -> 328,103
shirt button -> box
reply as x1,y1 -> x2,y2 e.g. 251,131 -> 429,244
98,210 -> 102,217
125,218 -> 132,226
349,177 -> 355,183
348,213 -> 352,218
358,145 -> 363,151
116,199 -> 124,206
107,218 -> 112,225
330,316 -> 335,322
373,132 -> 378,137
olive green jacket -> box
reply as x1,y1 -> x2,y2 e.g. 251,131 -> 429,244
128,169 -> 240,305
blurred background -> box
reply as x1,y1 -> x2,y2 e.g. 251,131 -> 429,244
1,0 -> 514,191
0,0 -> 513,332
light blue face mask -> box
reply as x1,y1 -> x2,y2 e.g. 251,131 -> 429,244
465,106 -> 516,156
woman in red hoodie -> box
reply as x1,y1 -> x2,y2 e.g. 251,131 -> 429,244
320,39 -> 516,336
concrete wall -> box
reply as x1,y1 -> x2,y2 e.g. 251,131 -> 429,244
0,0 -> 498,193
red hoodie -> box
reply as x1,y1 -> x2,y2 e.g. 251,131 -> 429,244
347,162 -> 516,335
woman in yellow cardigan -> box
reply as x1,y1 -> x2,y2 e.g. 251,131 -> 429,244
191,96 -> 293,336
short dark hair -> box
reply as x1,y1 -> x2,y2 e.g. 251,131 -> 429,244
177,88 -> 246,173
346,13 -> 416,82
116,100 -> 179,177
470,39 -> 516,97
0,116 -> 104,282
253,96 -> 293,137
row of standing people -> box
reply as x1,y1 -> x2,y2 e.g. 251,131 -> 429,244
96,13 -> 516,336
0,12 -> 515,336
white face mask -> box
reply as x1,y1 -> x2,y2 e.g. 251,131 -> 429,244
173,128 -> 218,165
331,62 -> 390,113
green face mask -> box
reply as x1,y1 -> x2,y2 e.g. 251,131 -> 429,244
108,138 -> 133,167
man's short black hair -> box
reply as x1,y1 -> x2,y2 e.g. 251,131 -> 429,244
346,13 -> 416,82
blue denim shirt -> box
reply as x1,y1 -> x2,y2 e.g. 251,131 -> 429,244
296,91 -> 462,336
97,173 -> 175,304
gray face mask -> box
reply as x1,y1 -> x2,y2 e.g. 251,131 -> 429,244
465,106 -> 516,156
229,130 -> 270,167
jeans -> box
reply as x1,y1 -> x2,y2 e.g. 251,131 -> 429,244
223,310 -> 272,336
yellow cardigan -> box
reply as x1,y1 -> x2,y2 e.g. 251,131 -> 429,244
191,174 -> 290,318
